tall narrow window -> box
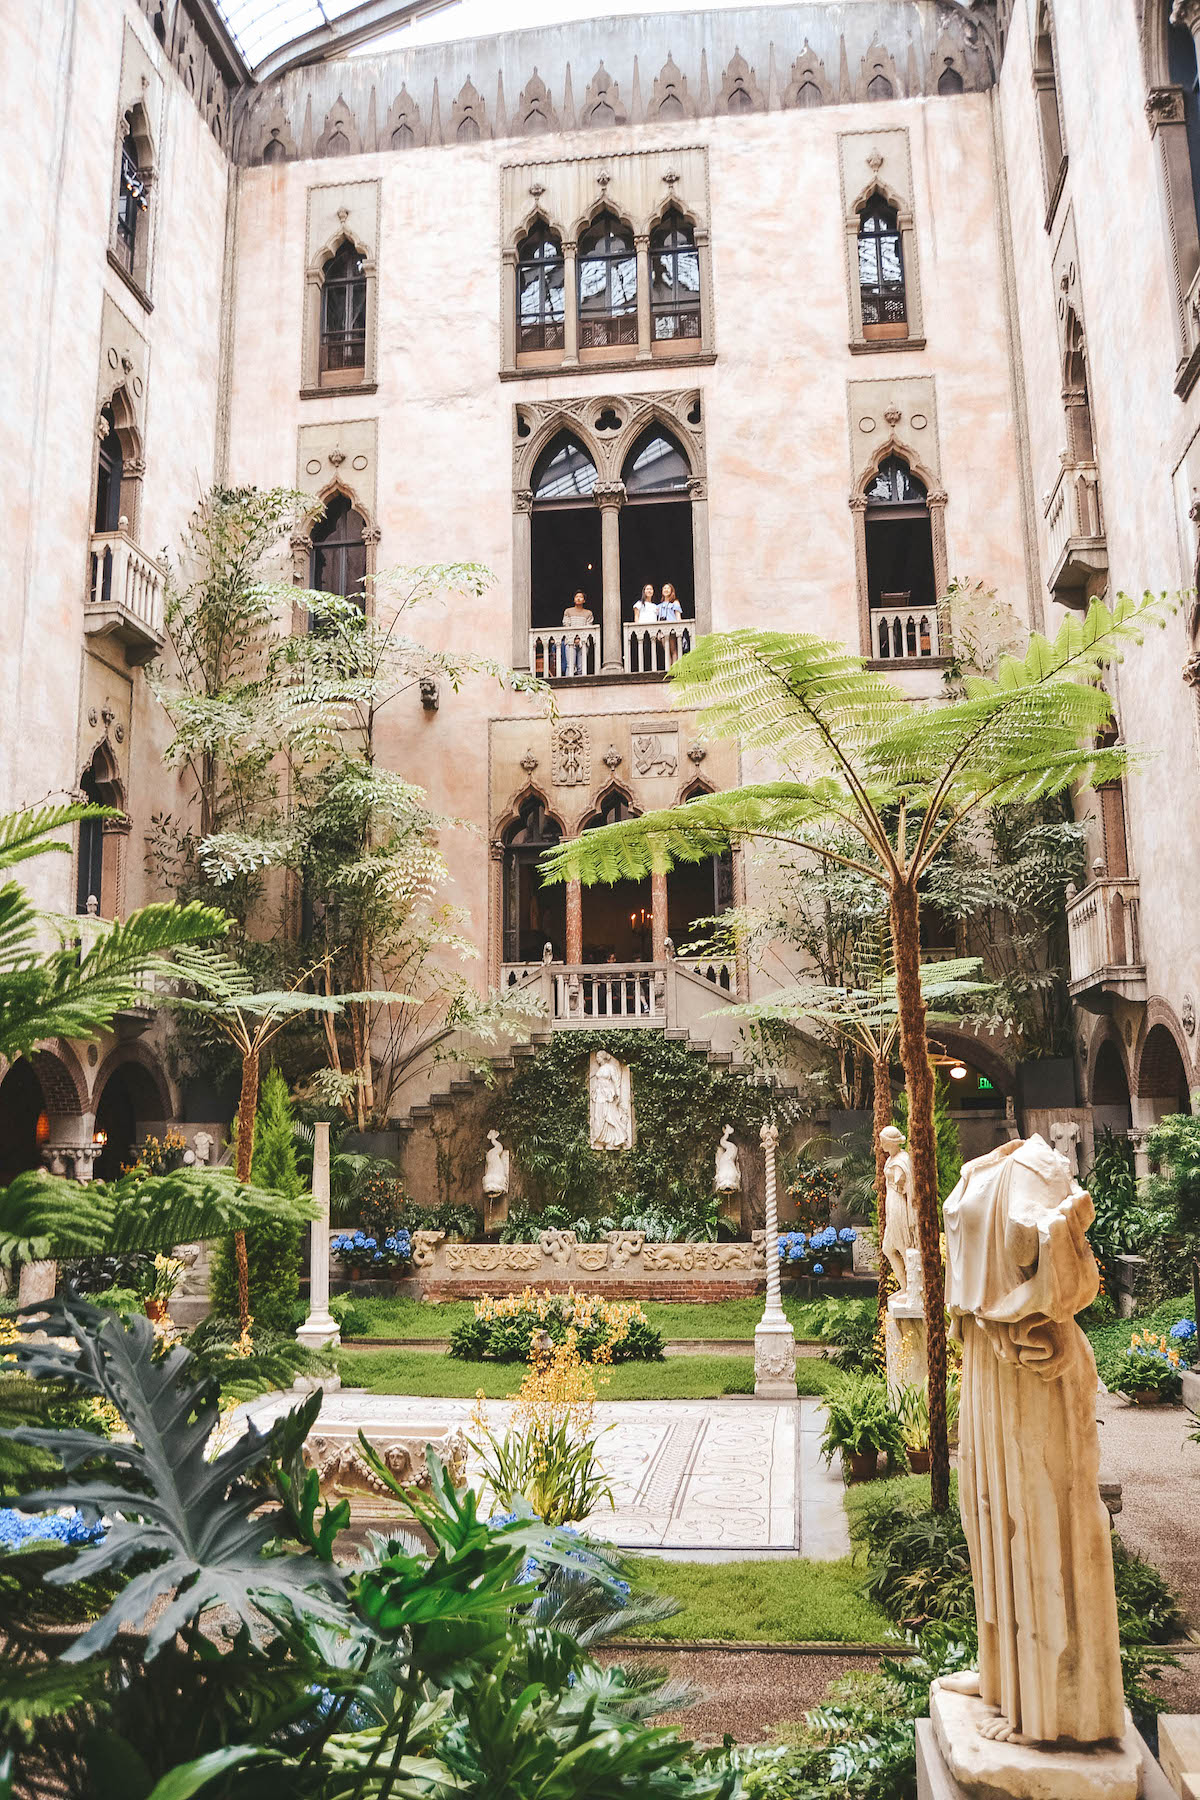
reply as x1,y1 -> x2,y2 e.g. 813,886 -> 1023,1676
530,434 -> 601,669
319,241 -> 367,378
76,767 -> 106,916
310,493 -> 367,607
116,131 -> 147,276
1033,3 -> 1067,219
857,196 -> 907,338
516,221 -> 565,352
502,797 -> 564,963
1168,5 -> 1200,241
620,429 -> 695,665
578,211 -> 637,350
650,210 -> 700,341
94,406 -> 123,533
864,457 -> 936,659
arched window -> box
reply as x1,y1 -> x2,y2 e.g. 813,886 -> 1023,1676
502,797 -> 563,964
116,128 -> 148,276
580,790 -> 650,966
530,434 -> 601,650
95,405 -> 123,534
620,428 -> 695,656
864,457 -> 936,658
1169,5 -> 1200,246
517,221 -> 565,353
310,493 -> 367,606
1062,309 -> 1095,463
75,743 -> 125,918
1033,3 -> 1067,216
320,241 -> 367,376
650,210 -> 700,342
858,196 -> 907,337
578,211 -> 637,349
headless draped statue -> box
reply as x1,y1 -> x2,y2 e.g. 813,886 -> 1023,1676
590,1050 -> 634,1151
936,1135 -> 1124,1749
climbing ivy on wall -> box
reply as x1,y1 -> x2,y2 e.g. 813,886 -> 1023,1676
487,1031 -> 791,1222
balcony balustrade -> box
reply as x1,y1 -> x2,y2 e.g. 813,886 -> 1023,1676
86,528 -> 166,662
870,594 -> 940,662
529,626 -> 601,679
1065,876 -> 1146,1010
623,619 -> 693,673
501,953 -> 741,1039
1043,457 -> 1107,605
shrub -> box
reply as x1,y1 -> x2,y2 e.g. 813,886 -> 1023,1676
449,1288 -> 664,1365
1109,1330 -> 1185,1400
210,1068 -> 304,1335
819,1374 -> 905,1470
809,1296 -> 878,1372
331,1228 -> 412,1277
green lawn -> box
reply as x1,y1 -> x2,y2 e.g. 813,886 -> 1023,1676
338,1293 -> 845,1343
626,1555 -> 892,1644
334,1347 -> 834,1399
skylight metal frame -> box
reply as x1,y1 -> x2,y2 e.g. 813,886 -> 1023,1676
213,0 -> 461,79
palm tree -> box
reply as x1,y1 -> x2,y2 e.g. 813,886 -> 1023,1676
724,951 -> 991,1333
541,592 -> 1173,1511
166,946 -> 393,1334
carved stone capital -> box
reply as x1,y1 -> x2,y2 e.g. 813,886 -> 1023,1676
489,839 -> 505,862
1146,84 -> 1186,129
593,481 -> 626,511
926,489 -> 949,508
1171,0 -> 1200,37
848,494 -> 870,513
1182,650 -> 1200,689
361,526 -> 381,546
513,488 -> 534,515
634,232 -> 650,250
685,476 -> 708,502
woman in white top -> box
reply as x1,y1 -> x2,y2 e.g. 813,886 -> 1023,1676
633,584 -> 658,623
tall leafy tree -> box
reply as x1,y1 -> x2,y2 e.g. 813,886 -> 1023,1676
211,1066 -> 304,1333
541,593 -> 1174,1511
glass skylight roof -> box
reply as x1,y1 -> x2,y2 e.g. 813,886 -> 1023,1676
214,0 -> 379,70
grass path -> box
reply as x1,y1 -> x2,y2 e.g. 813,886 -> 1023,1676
334,1347 -> 834,1399
626,1555 -> 891,1644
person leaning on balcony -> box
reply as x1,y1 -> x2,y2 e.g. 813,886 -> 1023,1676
659,582 -> 684,665
561,590 -> 594,674
634,584 -> 659,623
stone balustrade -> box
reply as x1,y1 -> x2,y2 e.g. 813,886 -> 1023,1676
529,625 -> 601,679
1066,876 -> 1146,1004
870,598 -> 940,661
623,619 -> 694,673
86,528 -> 166,660
1043,456 -> 1106,603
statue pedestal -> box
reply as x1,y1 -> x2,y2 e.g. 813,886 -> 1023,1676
754,1320 -> 798,1398
922,1687 -> 1147,1800
885,1286 -> 928,1398
18,1260 -> 57,1308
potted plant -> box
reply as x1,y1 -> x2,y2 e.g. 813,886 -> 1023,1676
142,1252 -> 184,1324
436,1201 -> 479,1245
331,1230 -> 377,1280
819,1374 -> 905,1482
1111,1331 -> 1184,1405
381,1228 -> 413,1284
893,1383 -> 931,1473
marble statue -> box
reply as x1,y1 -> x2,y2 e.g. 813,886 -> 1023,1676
589,1049 -> 633,1151
482,1128 -> 510,1197
935,1135 -> 1125,1753
1049,1117 -> 1082,1179
879,1125 -> 917,1293
714,1124 -> 741,1194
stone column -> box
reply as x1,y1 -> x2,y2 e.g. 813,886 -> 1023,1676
20,1132 -> 97,1308
755,1121 -> 797,1398
511,489 -> 533,668
651,870 -> 668,962
562,240 -> 579,365
687,477 -> 711,642
596,483 -> 625,672
566,877 -> 583,964
296,1121 -> 341,1353
635,232 -> 652,359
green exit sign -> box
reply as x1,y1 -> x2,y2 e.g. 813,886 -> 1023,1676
978,1077 -> 993,1091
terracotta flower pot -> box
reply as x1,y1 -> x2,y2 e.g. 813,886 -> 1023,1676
846,1450 -> 879,1482
1126,1388 -> 1169,1406
907,1448 -> 932,1474
349,1266 -> 363,1282
144,1298 -> 167,1323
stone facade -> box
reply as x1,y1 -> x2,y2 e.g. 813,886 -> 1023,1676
4,0 -> 1197,1186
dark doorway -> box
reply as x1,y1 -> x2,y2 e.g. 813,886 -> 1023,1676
502,798 -> 565,963
1139,1024 -> 1191,1118
618,501 -> 694,621
1091,1038 -> 1132,1134
530,505 -> 602,631
0,1061 -> 47,1185
864,457 -> 936,614
94,1062 -> 162,1180
667,853 -> 733,949
582,877 -> 654,963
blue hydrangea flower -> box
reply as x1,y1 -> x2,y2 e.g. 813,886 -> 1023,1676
839,1227 -> 857,1244
363,1237 -> 377,1250
0,1509 -> 105,1551
1170,1318 -> 1197,1342
352,1231 -> 366,1247
812,1263 -> 824,1276
372,1251 -> 384,1262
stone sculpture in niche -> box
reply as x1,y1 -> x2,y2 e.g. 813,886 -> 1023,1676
482,1128 -> 510,1197
931,1136 -> 1133,1793
1048,1117 -> 1082,1178
713,1125 -> 741,1194
878,1125 -> 917,1292
589,1049 -> 633,1151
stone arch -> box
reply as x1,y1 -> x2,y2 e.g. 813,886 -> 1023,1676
850,174 -> 912,226
28,1043 -> 90,1117
569,194 -> 637,254
1136,0 -> 1170,91
515,406 -> 607,491
294,479 -> 379,615
93,1041 -> 174,1119
859,436 -> 941,502
507,204 -> 561,257
1133,1002 -> 1196,1107
924,1029 -> 1015,1099
92,1047 -> 174,1180
1087,1018 -> 1133,1106
644,190 -> 702,238
122,96 -> 157,182
493,782 -> 566,844
609,406 -> 699,486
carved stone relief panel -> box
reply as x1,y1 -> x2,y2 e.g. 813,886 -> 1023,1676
719,50 -> 767,115
512,389 -> 705,490
632,725 -> 679,778
580,62 -> 628,128
500,146 -> 708,251
515,70 -> 559,136
386,86 -> 423,149
552,723 -> 591,786
314,94 -> 362,158
296,418 -> 378,518
783,42 -> 833,108
846,377 -> 941,492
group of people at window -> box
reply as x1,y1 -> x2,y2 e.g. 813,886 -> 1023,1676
552,582 -> 688,674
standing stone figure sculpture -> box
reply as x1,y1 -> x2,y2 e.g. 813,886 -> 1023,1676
589,1049 -> 634,1151
879,1125 -> 917,1293
713,1124 -> 741,1194
1048,1117 -> 1082,1179
932,1134 -> 1128,1779
482,1129 -> 510,1196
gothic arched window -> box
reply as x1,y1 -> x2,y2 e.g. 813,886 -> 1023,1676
517,221 -> 565,352
858,195 -> 907,335
578,211 -> 637,349
650,210 -> 700,341
1033,3 -> 1067,215
310,493 -> 367,606
864,457 -> 936,656
320,241 -> 367,376
502,797 -> 563,963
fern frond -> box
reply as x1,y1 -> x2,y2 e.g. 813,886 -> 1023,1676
0,805 -> 113,873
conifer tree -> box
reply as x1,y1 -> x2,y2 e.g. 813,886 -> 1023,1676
211,1067 -> 303,1334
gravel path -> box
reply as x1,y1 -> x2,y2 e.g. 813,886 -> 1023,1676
597,1646 -> 878,1742
1096,1390 -> 1200,1629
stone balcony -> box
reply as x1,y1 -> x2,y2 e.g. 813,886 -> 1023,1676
1065,875 -> 1146,1010
1043,457 -> 1107,606
869,595 -> 941,663
501,953 -> 741,1043
528,619 -> 696,681
86,528 -> 166,664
